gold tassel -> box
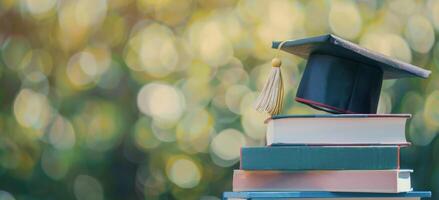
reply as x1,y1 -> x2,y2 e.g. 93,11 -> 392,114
254,41 -> 287,116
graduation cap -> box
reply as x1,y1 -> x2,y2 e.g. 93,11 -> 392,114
254,34 -> 431,115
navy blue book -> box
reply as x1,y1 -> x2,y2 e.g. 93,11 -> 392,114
240,146 -> 399,170
223,191 -> 431,200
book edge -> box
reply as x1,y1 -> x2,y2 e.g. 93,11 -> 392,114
223,191 -> 432,198
268,114 -> 412,121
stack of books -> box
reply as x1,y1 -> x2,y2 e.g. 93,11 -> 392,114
223,114 -> 431,200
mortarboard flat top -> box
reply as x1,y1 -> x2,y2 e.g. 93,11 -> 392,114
272,34 -> 431,79
270,34 -> 431,114
223,191 -> 432,199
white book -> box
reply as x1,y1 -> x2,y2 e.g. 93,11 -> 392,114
266,114 -> 410,146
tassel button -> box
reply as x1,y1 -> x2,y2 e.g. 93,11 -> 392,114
272,58 -> 282,68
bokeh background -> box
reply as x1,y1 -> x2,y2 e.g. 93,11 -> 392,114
0,0 -> 439,199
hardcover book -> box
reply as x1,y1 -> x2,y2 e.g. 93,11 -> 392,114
266,114 -> 410,146
233,170 -> 411,193
240,146 -> 400,170
223,191 -> 431,200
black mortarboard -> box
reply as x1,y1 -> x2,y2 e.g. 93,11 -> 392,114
270,34 -> 431,114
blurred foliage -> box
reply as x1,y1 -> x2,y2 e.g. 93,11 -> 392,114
0,0 -> 439,199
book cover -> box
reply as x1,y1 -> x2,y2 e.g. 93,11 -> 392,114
240,146 -> 400,170
233,170 -> 411,193
223,191 -> 431,200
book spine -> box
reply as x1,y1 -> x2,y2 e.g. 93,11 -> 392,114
240,146 -> 399,170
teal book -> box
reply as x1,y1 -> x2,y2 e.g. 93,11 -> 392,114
223,191 -> 431,200
240,146 -> 400,170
